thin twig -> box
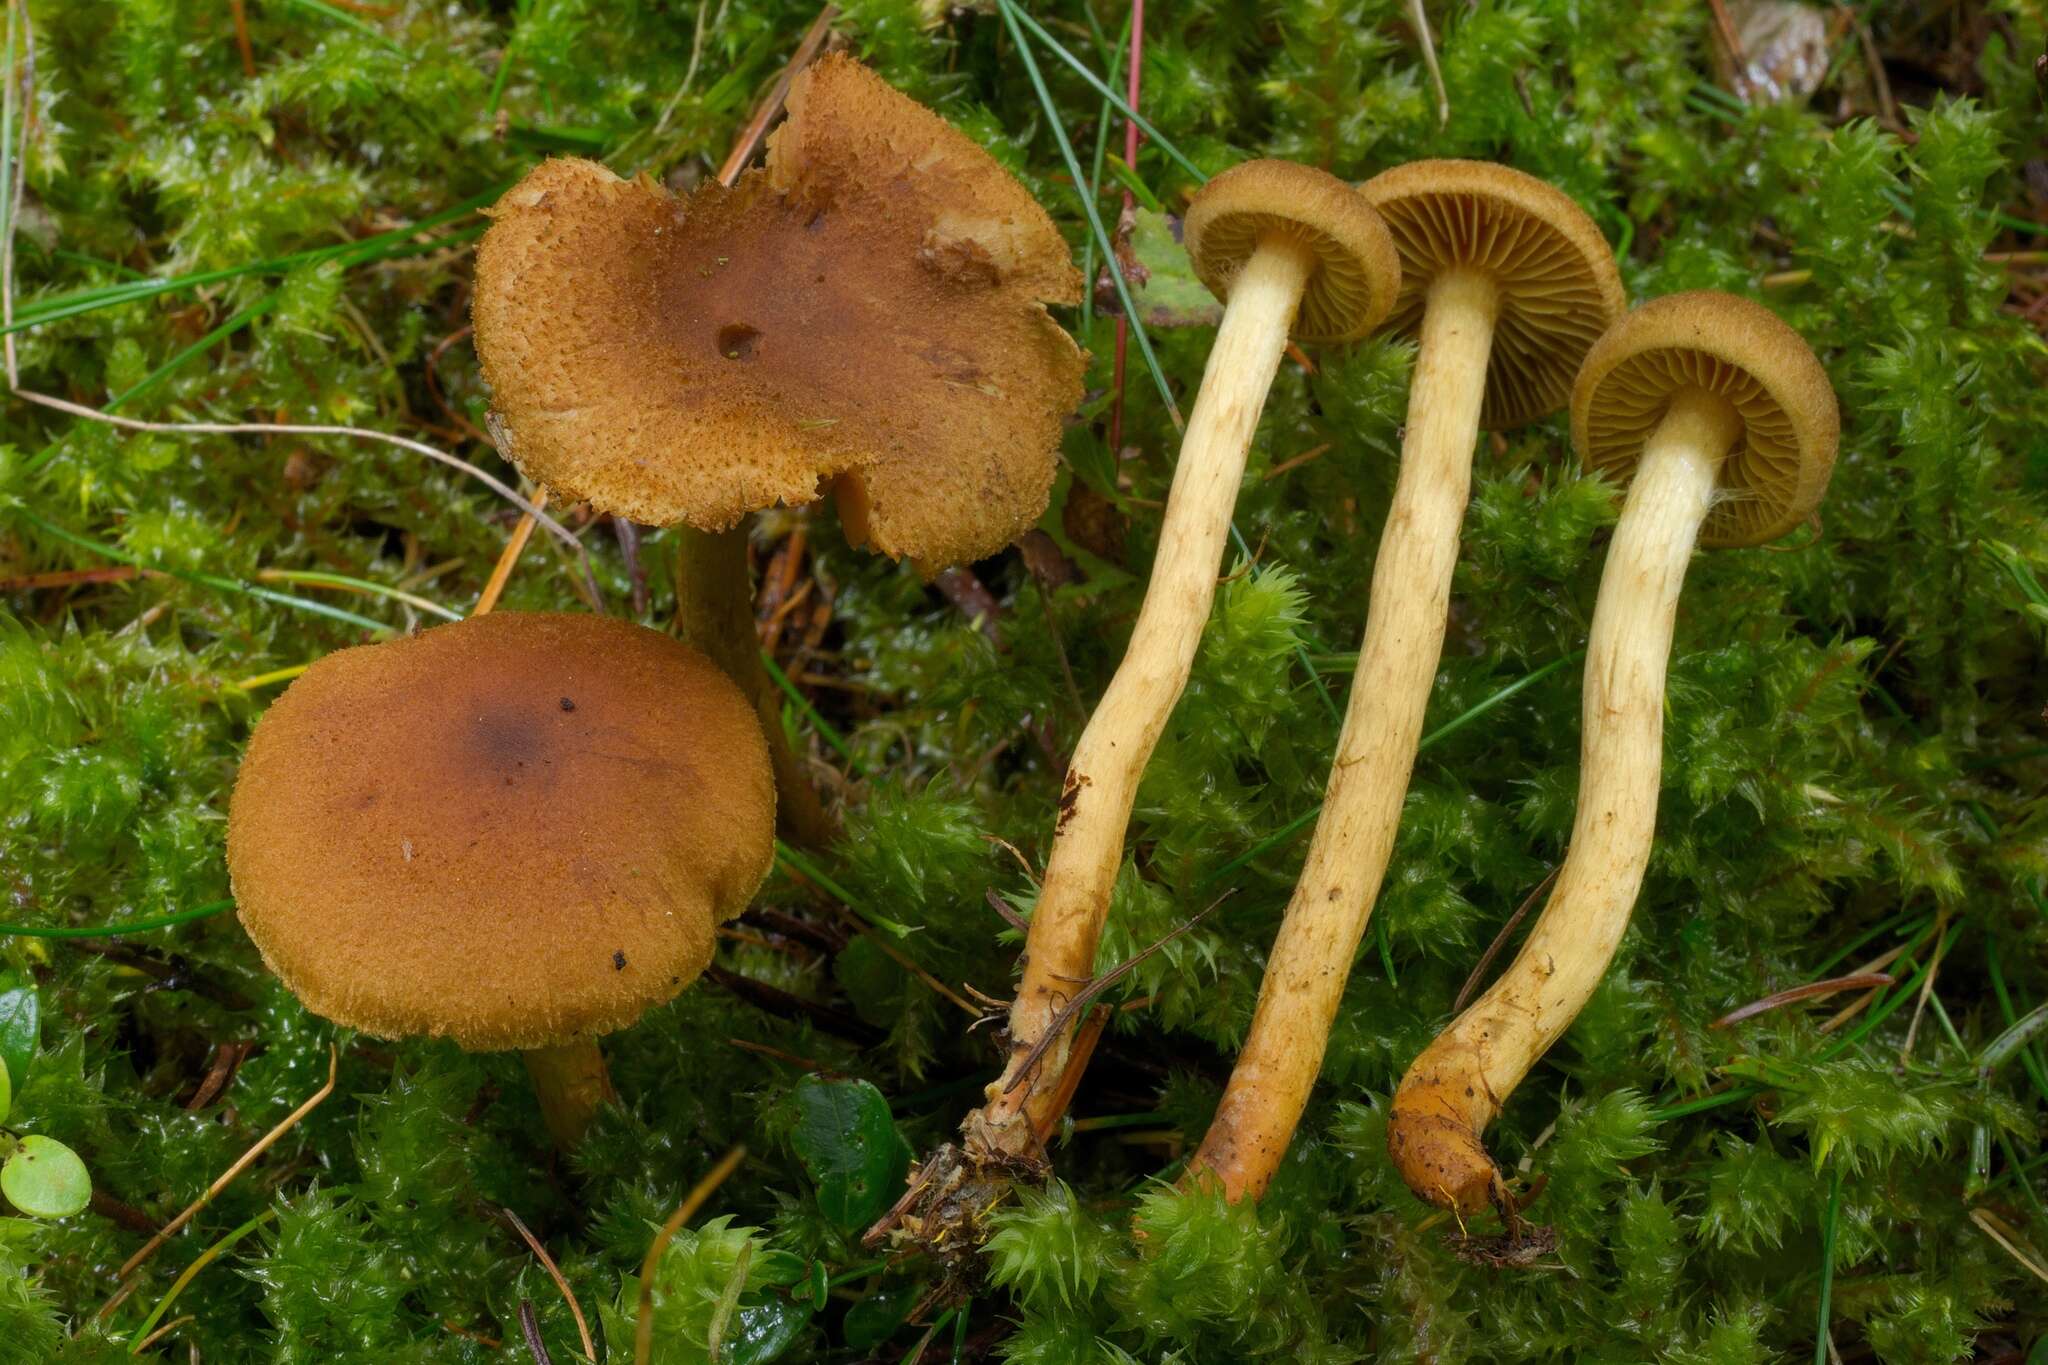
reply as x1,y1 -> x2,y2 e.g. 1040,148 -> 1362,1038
1969,1207 -> 2048,1287
713,5 -> 837,186
518,1300 -> 554,1365
503,1207 -> 595,1364
109,1045 -> 338,1289
132,1313 -> 195,1355
635,1146 -> 747,1365
984,887 -> 1029,933
1713,973 -> 1896,1029
228,0 -> 256,77
1899,909 -> 1952,1064
1001,892 -> 1229,1096
1408,0 -> 1449,127
1105,0 -> 1144,455
1453,866 -> 1561,1014
474,487 -> 548,617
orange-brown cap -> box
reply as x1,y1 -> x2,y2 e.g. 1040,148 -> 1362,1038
1183,160 -> 1400,344
226,613 -> 776,1051
1571,291 -> 1838,548
1358,160 -> 1625,429
471,54 -> 1085,569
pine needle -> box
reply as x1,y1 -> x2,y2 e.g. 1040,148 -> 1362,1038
635,1145 -> 748,1365
503,1207 -> 596,1364
108,1044 -> 339,1290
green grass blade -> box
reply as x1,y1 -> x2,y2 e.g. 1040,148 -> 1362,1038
997,1 -> 1206,184
105,293 -> 281,413
17,511 -> 394,635
0,900 -> 234,940
996,0 -> 1180,427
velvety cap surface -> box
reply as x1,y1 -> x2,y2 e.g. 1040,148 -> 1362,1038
472,54 -> 1085,568
1359,160 -> 1625,429
1183,159 -> 1400,344
1571,290 -> 1839,547
227,613 -> 776,1050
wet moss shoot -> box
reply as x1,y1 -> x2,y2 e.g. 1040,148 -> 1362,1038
3,1 -> 2047,1362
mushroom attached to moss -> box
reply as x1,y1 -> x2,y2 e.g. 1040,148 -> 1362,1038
964,160 -> 1400,1164
471,54 -> 1086,844
1387,291 -> 1838,1215
227,612 -> 776,1147
1184,160 -> 1625,1202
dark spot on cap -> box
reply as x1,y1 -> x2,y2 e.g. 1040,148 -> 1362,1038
612,949 -> 627,971
559,697 -> 576,712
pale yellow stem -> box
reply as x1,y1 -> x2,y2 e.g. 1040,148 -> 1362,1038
1189,267 -> 1500,1200
524,1040 -> 616,1149
965,236 -> 1317,1162
1387,386 -> 1743,1213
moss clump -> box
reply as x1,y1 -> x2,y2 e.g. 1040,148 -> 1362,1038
2,0 -> 2046,1360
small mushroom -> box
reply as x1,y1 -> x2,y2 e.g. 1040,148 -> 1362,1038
1186,160 -> 1625,1202
472,54 -> 1085,844
1387,292 -> 1838,1216
226,613 -> 776,1147
966,160 -> 1400,1163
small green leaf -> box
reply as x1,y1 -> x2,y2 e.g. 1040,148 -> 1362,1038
2,1135 -> 91,1218
0,973 -> 38,1092
841,1284 -> 916,1352
787,1077 -> 911,1231
0,1056 -> 11,1125
1117,209 -> 1222,330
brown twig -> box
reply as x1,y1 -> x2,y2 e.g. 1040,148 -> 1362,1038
184,1041 -> 251,1111
842,916 -> 983,1018
1712,973 -> 1897,1029
108,1045 -> 338,1292
704,964 -> 882,1043
0,564 -> 148,591
518,1300 -> 554,1365
1001,893 -> 1228,1097
727,1037 -> 827,1071
1261,442 -> 1334,482
1899,909 -> 1952,1063
1706,0 -> 1748,82
635,1146 -> 748,1365
474,486 -> 547,617
1453,866 -> 1562,1014
228,0 -> 255,77
714,5 -> 838,187
503,1206 -> 595,1364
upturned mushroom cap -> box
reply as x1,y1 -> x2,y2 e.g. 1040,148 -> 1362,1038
1358,160 -> 1625,429
1571,291 -> 1838,547
472,54 -> 1085,568
227,613 -> 776,1051
1182,160 -> 1401,344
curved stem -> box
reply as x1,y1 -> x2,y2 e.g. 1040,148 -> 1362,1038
1387,386 -> 1742,1214
964,236 -> 1316,1162
1188,266 -> 1499,1200
523,1040 -> 616,1148
674,524 -> 836,848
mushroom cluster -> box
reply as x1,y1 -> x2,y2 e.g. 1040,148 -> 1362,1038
219,54 -> 1844,1233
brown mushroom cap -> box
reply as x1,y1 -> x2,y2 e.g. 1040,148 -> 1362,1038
1358,160 -> 1625,430
1571,291 -> 1838,548
1182,160 -> 1401,344
471,54 -> 1085,569
226,613 -> 776,1051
